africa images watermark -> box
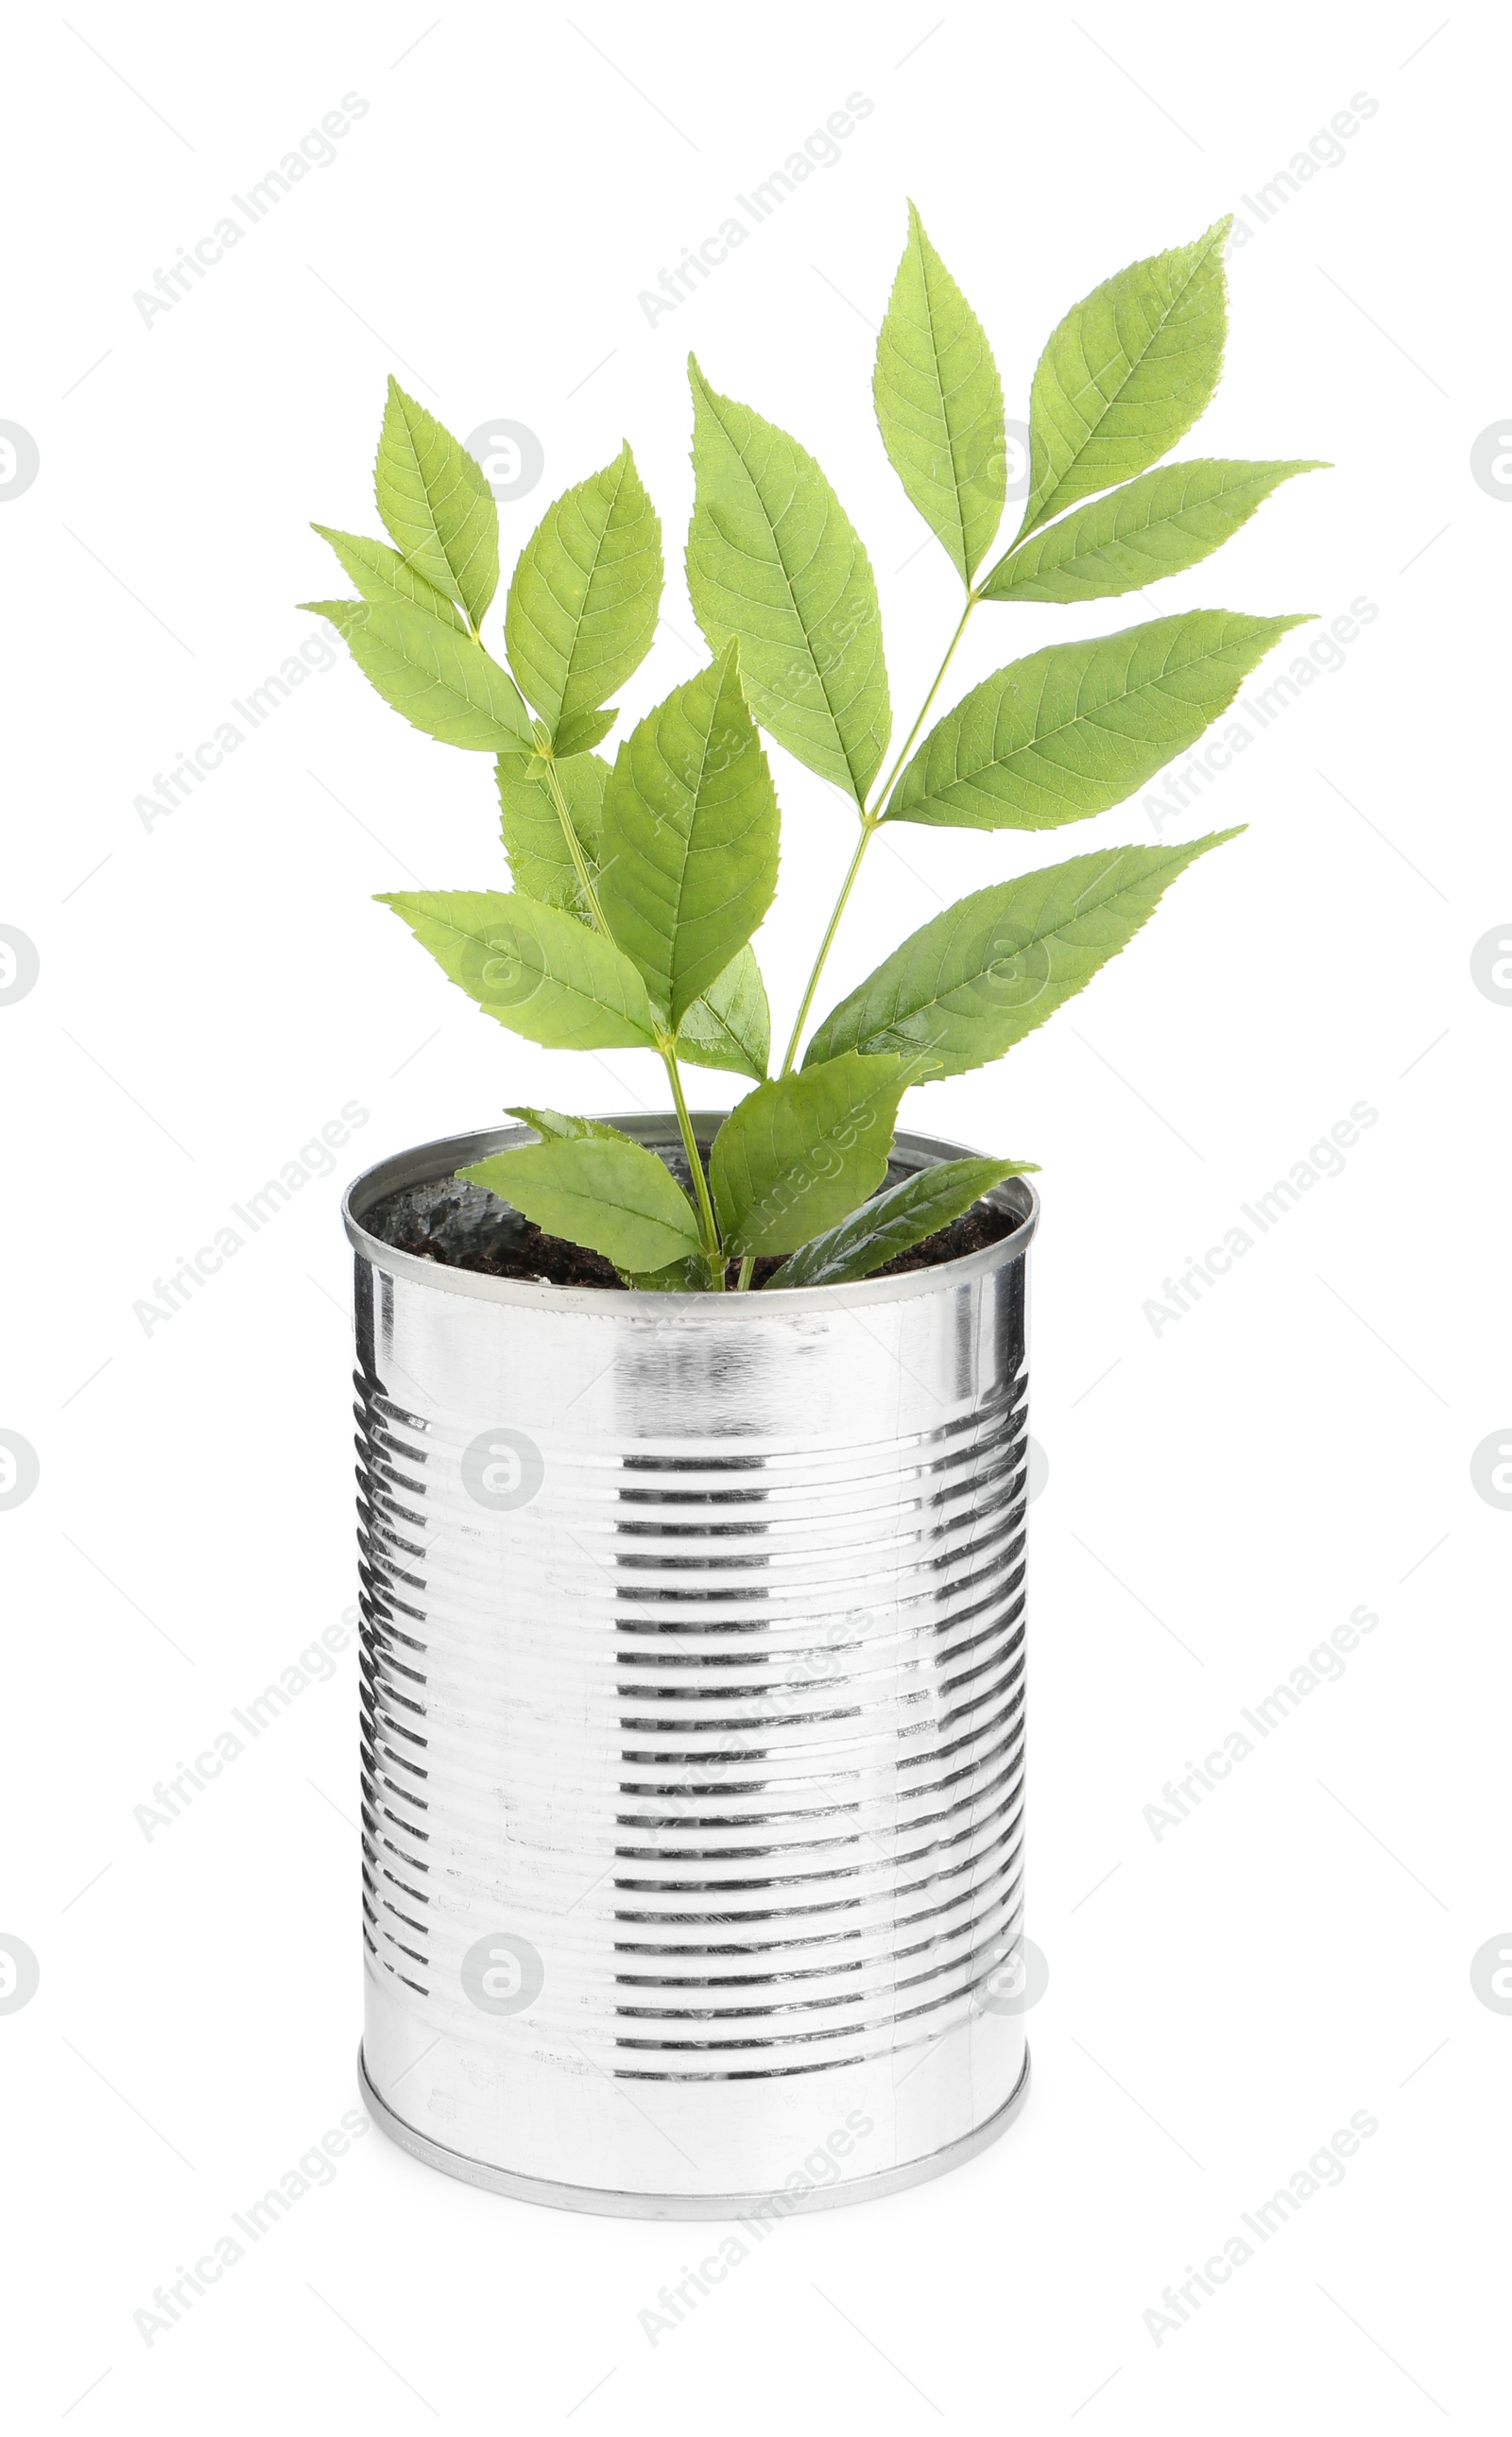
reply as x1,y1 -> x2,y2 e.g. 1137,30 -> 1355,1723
1140,1603 -> 1381,1842
1144,600 -> 1379,839
1143,2107 -> 1381,2347
636,2107 -> 876,2346
132,1101 -> 369,1335
1142,1100 -> 1379,1338
132,2108 -> 370,2345
638,93 -> 874,329
132,94 -> 370,329
131,1608 -> 357,1841
132,628 -> 338,833
1225,92 -> 1380,251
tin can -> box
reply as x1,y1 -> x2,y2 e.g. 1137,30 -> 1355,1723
344,1116 -> 1037,2217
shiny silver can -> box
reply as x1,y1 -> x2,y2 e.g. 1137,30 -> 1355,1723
344,1116 -> 1038,2218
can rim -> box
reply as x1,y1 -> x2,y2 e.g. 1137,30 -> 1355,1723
342,1115 -> 1039,1314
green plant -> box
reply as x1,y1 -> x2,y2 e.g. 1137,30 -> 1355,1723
305,209 -> 1321,1291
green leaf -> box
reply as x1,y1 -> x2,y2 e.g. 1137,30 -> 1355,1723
493,751 -> 772,1085
378,889 -> 658,1051
374,378 -> 498,631
307,598 -> 534,751
622,1255 -> 707,1291
772,1156 -> 1037,1289
505,445 -> 662,740
597,645 -> 780,1023
1019,219 -> 1230,541
310,524 -> 469,632
555,706 -> 619,760
675,944 -> 770,1082
686,357 -> 890,805
710,1053 -> 913,1257
883,610 -> 1307,832
497,751 -> 608,914
459,1135 -> 701,1274
503,1114 -> 712,1279
983,459 -> 1326,605
872,201 -> 1005,585
803,832 -> 1239,1079
504,1106 -> 627,1143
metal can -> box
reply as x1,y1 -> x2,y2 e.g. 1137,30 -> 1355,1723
345,1116 -> 1037,2217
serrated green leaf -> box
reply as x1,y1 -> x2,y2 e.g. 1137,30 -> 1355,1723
555,706 -> 619,760
459,1135 -> 701,1273
982,459 -> 1326,605
675,944 -> 770,1082
502,1113 -> 712,1279
686,357 -> 890,805
772,1156 -> 1037,1289
1019,220 -> 1230,542
803,833 -> 1239,1078
378,889 -> 658,1051
307,598 -> 533,751
621,1255 -> 708,1291
310,524 -> 470,632
497,751 -> 609,914
710,1053 -> 913,1257
873,201 -> 1005,585
883,609 -> 1307,832
505,445 -> 662,740
504,1106 -> 627,1143
597,645 -> 780,1023
374,378 -> 498,630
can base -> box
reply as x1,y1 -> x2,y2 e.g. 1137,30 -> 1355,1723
357,2044 -> 1031,2220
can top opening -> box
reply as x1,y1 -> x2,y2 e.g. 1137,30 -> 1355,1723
343,1116 -> 1038,1314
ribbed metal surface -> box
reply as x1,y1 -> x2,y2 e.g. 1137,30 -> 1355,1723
346,1118 -> 1036,2210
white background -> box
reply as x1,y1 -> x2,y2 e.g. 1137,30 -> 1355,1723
2,1 -> 1504,2428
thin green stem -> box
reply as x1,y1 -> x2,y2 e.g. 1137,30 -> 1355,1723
775,591 -> 981,1080
735,1253 -> 756,1292
661,1040 -> 725,1288
868,592 -> 980,823
538,749 -> 610,935
777,817 -> 876,1077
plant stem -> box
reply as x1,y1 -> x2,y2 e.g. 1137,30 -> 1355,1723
776,817 -> 876,1077
538,743 -> 722,1284
868,592 -> 982,823
537,749 -> 610,935
660,1038 -> 725,1288
776,592 -> 980,1079
735,1253 -> 756,1291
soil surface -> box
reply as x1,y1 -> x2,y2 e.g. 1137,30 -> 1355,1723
372,1176 -> 1021,1291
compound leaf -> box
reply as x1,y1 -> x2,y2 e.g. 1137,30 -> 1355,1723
982,458 -> 1325,604
883,609 -> 1307,831
597,644 -> 780,1023
310,523 -> 469,632
686,357 -> 889,805
307,598 -> 533,751
803,833 -> 1239,1078
773,1155 -> 1036,1288
374,378 -> 498,629
378,889 -> 657,1051
505,445 -> 662,739
460,1134 -> 701,1273
709,1053 -> 914,1257
873,200 -> 1005,583
675,944 -> 770,1082
504,1106 -> 627,1143
1019,219 -> 1230,541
